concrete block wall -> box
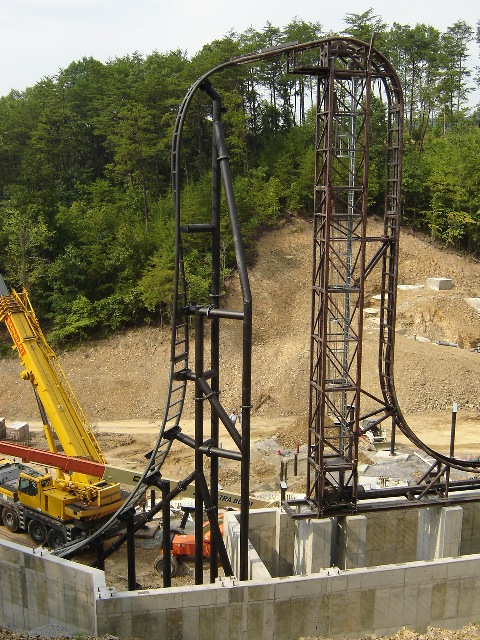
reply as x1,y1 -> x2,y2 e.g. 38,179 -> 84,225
362,508 -> 419,566
289,505 -> 464,574
296,509 -> 420,571
435,506 -> 462,559
275,509 -> 295,576
224,511 -> 271,581
242,508 -> 277,575
3,502 -> 480,640
0,538 -> 104,635
336,515 -> 368,569
459,502 -> 480,554
416,506 -> 462,561
294,517 -> 334,574
94,556 -> 480,639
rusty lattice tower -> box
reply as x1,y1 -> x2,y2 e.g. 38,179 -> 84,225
287,39 -> 404,516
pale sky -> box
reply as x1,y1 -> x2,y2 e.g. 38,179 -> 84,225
0,0 -> 479,103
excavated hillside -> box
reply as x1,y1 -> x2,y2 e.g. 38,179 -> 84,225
2,216 -> 480,639
1,215 -> 480,428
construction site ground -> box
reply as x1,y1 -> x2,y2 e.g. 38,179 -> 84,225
2,216 -> 480,638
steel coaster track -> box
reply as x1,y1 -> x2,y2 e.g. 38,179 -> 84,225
169,37 -> 480,530
56,36 -> 480,558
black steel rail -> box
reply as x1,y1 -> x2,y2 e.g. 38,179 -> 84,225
55,37 -> 480,577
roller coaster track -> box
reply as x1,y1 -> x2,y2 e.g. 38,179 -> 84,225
55,37 -> 480,572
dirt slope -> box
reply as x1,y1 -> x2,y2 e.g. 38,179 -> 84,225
2,216 -> 480,632
1,214 -> 480,493
1,215 -> 480,425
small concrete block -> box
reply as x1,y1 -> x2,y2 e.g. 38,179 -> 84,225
214,582 -> 233,605
273,598 -> 292,639
466,298 -> 480,312
360,568 -> 383,589
458,576 -> 476,616
303,597 -> 328,637
346,571 -> 363,590
164,609 -> 184,638
285,575 -> 327,598
383,565 -> 407,586
247,583 -> 275,602
372,589 -> 391,629
404,563 -> 435,584
11,601 -> 27,628
325,573 -> 345,594
402,585 -> 420,624
246,600 -> 272,640
364,307 -> 379,317
398,284 -> 424,291
427,277 -> 453,290
446,556 -> 478,578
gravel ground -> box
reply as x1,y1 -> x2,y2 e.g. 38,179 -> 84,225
1,624 -> 479,640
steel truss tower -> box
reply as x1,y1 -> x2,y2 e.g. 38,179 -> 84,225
293,39 -> 404,515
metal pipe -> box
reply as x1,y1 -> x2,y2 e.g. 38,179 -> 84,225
95,540 -> 105,571
169,429 -> 242,461
124,509 -> 137,591
196,471 -> 233,577
162,480 -> 172,588
196,376 -> 242,448
194,308 -> 205,584
445,403 -> 458,496
390,417 -> 396,456
209,92 -> 222,582
213,119 -> 252,582
184,304 -> 244,320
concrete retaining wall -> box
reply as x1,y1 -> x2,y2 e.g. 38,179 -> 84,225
0,538 -> 104,635
460,502 -> 480,554
294,505 -> 468,574
95,555 -> 480,639
2,502 -> 480,639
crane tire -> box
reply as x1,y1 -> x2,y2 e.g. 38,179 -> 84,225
28,519 -> 47,544
47,528 -> 67,549
153,554 -> 179,577
2,507 -> 20,532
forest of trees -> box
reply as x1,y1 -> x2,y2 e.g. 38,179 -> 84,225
0,10 -> 479,345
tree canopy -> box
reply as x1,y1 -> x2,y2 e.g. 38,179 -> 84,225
1,13 -> 479,344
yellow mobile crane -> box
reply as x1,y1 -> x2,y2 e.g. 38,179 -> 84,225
0,275 -> 126,547
0,276 -> 273,554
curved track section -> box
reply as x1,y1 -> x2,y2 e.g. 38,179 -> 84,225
170,38 -> 480,517
57,37 -> 479,555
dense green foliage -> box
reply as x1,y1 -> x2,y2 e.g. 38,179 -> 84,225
0,12 -> 479,344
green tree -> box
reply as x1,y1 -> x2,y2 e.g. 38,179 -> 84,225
343,8 -> 388,46
423,126 -> 480,250
437,21 -> 474,124
387,23 -> 441,143
0,186 -> 52,290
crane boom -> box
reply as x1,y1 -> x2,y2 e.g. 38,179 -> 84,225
0,440 -> 274,509
0,275 -> 105,483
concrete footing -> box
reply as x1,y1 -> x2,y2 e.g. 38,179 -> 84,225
2,500 -> 480,639
427,277 -> 453,290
